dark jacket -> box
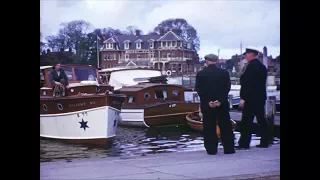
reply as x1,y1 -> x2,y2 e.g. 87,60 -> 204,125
240,59 -> 267,103
49,68 -> 69,86
195,64 -> 231,112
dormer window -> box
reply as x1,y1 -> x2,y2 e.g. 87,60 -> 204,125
106,43 -> 113,49
123,40 -> 130,50
135,39 -> 142,50
125,43 -> 129,49
136,42 -> 141,49
149,42 -> 154,49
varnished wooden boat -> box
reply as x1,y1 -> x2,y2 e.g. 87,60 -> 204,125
40,65 -> 126,145
186,111 -> 237,137
115,83 -> 199,128
98,67 -> 200,128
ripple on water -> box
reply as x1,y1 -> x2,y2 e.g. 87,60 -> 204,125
40,125 -> 280,162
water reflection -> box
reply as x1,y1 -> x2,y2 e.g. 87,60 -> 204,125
40,126 -> 280,162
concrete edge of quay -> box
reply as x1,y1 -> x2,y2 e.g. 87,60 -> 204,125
41,145 -> 280,180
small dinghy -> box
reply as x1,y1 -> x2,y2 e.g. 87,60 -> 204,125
186,111 -> 237,138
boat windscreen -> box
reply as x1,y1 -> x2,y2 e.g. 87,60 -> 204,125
74,67 -> 97,81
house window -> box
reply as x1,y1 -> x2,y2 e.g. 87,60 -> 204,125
106,43 -> 113,49
172,41 -> 176,47
163,41 -> 167,47
150,54 -> 154,58
162,52 -> 166,58
169,41 -> 172,47
137,54 -> 140,59
136,42 -> 141,49
113,54 -> 116,60
125,43 -> 129,49
125,54 -> 129,59
104,54 -> 107,61
187,43 -> 191,49
167,53 -> 171,58
149,42 -> 154,49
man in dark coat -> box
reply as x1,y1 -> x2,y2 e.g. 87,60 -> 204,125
195,54 -> 235,155
237,48 -> 269,149
49,62 -> 70,96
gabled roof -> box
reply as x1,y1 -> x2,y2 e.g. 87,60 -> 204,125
157,31 -> 183,41
103,38 -> 115,43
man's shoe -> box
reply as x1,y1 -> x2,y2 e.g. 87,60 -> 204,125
256,144 -> 268,148
207,152 -> 217,155
235,145 -> 249,150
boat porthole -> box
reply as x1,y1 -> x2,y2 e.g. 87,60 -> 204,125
144,93 -> 150,100
43,91 -> 47,96
172,90 -> 179,97
43,104 -> 48,111
70,88 -> 74,92
57,103 -> 63,111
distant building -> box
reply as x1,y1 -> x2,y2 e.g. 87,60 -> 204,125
100,30 -> 199,74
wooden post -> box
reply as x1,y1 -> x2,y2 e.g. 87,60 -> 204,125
266,96 -> 276,144
228,95 -> 233,109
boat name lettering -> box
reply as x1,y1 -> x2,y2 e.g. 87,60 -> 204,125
69,101 -> 96,108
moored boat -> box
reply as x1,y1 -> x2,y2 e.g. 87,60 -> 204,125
40,64 -> 126,145
116,83 -> 200,127
185,111 -> 237,137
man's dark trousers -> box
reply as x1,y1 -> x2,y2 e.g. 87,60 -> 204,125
238,101 -> 269,147
202,104 -> 235,154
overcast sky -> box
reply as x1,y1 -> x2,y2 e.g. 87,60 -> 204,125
40,0 -> 280,59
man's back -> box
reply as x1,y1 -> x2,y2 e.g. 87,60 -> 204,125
240,59 -> 267,103
195,64 -> 231,109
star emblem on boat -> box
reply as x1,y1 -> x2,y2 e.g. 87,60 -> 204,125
79,118 -> 89,131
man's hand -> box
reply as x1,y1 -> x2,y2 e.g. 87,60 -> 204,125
66,85 -> 70,89
208,101 -> 217,108
55,81 -> 62,86
239,99 -> 245,108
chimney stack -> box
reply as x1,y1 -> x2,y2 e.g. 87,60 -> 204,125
136,30 -> 140,36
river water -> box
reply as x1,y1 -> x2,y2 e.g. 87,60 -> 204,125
40,125 -> 280,162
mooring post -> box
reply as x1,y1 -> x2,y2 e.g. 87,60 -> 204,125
228,95 -> 233,109
266,96 -> 276,144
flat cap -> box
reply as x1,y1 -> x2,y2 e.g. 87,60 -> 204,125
243,48 -> 260,55
204,54 -> 219,62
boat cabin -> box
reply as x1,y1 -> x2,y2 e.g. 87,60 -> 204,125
99,67 -> 163,90
40,64 -> 113,97
115,83 -> 195,106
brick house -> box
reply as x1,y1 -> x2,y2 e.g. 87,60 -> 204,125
100,30 -> 199,74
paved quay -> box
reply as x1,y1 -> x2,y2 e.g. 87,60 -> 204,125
41,144 -> 280,180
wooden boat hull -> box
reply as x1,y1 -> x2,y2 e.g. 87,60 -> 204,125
119,102 -> 199,128
40,94 -> 125,145
186,111 -> 237,137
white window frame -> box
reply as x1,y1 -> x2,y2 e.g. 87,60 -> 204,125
125,43 -> 129,49
136,42 -> 141,49
149,42 -> 154,49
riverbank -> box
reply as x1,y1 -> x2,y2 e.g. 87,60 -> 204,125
41,144 -> 280,179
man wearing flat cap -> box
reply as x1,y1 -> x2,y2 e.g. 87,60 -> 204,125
195,54 -> 235,155
236,48 -> 269,149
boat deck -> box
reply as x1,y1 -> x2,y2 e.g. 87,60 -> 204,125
230,111 -> 280,126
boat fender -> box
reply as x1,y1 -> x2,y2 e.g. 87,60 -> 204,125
166,70 -> 172,76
